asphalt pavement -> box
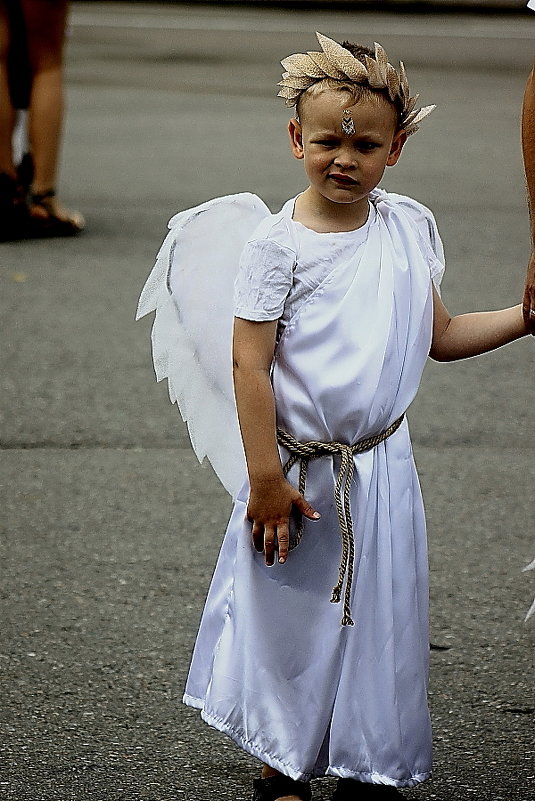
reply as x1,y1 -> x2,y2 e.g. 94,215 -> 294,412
1,4 -> 534,800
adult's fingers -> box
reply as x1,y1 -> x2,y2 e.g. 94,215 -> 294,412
523,286 -> 535,334
523,257 -> 535,334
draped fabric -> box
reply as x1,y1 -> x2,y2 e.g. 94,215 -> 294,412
182,190 -> 444,788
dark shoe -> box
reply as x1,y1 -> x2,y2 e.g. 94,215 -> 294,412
28,189 -> 85,238
0,172 -> 30,241
333,778 -> 404,799
17,152 -> 34,195
253,774 -> 312,801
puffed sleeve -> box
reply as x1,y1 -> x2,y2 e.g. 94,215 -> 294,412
390,193 -> 446,291
416,203 -> 445,291
234,238 -> 296,321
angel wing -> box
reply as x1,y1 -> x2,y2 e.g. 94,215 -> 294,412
136,192 -> 271,497
522,558 -> 535,622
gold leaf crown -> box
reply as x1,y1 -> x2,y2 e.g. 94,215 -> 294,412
277,32 -> 435,136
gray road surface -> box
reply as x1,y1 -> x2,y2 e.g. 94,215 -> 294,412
1,4 -> 534,800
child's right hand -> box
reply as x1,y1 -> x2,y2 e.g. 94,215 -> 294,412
246,476 -> 320,566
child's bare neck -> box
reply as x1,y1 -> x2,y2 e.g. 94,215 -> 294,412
293,189 -> 370,234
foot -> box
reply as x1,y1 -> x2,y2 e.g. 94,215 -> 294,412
275,795 -> 302,801
253,772 -> 312,801
29,188 -> 85,236
333,778 -> 404,799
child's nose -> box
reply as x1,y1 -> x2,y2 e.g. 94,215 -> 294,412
334,147 -> 356,168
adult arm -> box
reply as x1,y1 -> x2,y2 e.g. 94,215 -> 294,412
232,317 -> 319,565
430,287 -> 529,362
522,63 -> 535,332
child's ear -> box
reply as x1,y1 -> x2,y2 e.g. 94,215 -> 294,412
288,118 -> 304,160
386,130 -> 407,167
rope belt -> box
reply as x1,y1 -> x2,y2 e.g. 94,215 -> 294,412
276,415 -> 405,627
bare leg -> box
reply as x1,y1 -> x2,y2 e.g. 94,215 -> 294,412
0,2 -> 16,178
21,0 -> 83,228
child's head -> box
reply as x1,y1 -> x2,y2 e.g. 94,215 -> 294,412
278,33 -> 435,209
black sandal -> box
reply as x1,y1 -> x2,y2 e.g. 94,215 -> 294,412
29,188 -> 85,237
333,778 -> 404,799
253,774 -> 312,801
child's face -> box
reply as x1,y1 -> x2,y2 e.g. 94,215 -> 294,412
288,89 -> 406,209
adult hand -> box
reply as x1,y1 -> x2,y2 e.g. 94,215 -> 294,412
247,477 -> 320,566
522,250 -> 535,334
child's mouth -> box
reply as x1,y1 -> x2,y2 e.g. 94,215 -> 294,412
330,174 -> 357,186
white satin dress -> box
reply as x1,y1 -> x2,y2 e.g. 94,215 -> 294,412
180,189 -> 445,788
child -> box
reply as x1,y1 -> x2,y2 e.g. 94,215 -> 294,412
137,33 -> 530,801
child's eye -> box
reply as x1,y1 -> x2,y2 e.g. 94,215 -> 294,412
357,141 -> 379,151
313,139 -> 338,147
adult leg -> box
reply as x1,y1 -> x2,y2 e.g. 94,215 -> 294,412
21,0 -> 83,229
0,1 -> 33,240
522,63 -> 535,331
0,2 -> 16,178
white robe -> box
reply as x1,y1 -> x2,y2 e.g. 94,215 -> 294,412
180,189 -> 444,788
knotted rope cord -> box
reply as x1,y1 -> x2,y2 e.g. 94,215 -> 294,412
277,415 -> 405,627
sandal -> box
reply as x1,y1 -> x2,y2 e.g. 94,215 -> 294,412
333,778 -> 404,799
29,188 -> 85,237
253,774 -> 312,801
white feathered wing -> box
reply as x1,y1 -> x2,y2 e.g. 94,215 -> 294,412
136,193 -> 271,498
522,558 -> 535,622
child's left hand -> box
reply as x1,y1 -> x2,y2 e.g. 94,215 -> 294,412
247,475 -> 320,566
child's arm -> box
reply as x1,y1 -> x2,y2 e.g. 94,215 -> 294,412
522,64 -> 535,332
430,287 -> 529,362
233,317 -> 320,566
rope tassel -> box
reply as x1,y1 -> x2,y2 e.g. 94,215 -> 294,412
277,415 -> 404,627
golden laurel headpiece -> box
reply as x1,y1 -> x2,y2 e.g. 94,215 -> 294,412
277,32 -> 435,136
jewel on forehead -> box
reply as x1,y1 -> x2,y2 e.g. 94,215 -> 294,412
341,109 -> 355,136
